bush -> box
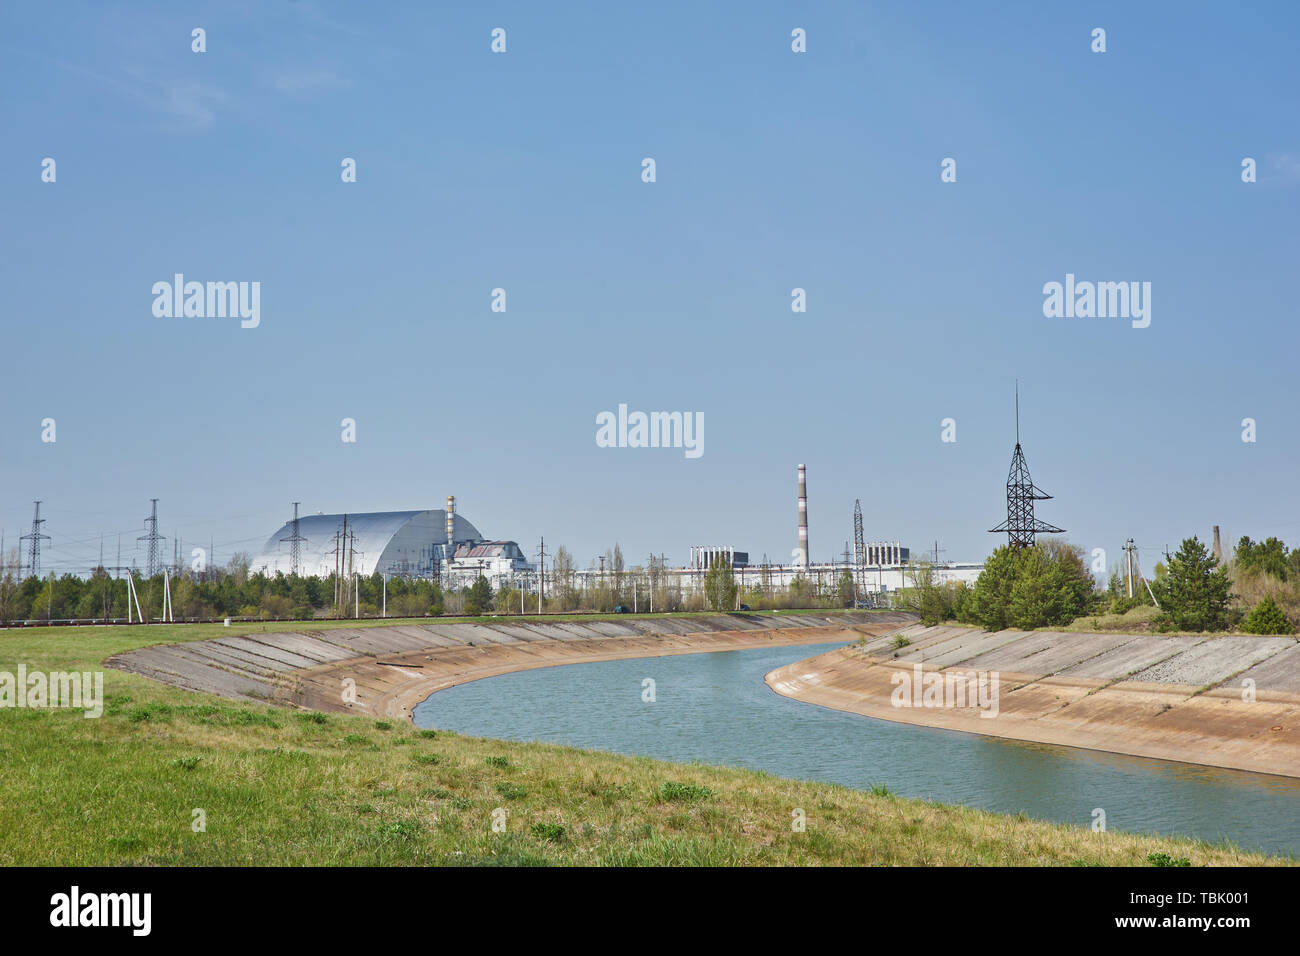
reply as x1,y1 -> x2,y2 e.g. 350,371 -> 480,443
1241,595 -> 1294,635
965,540 -> 1094,630
388,593 -> 431,618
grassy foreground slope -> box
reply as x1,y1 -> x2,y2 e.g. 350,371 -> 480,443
0,619 -> 1288,866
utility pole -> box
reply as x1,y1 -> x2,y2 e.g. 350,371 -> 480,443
537,538 -> 546,615
331,528 -> 341,610
1124,538 -> 1137,599
20,501 -> 50,579
348,528 -> 356,618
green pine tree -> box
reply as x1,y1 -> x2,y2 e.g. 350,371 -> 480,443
1154,537 -> 1232,632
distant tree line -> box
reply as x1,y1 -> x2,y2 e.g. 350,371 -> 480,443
0,542 -> 852,623
899,533 -> 1297,635
0,549 -> 446,623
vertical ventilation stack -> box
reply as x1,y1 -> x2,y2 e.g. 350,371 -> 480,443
446,495 -> 456,567
796,464 -> 809,568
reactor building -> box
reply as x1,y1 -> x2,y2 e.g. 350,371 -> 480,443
249,496 -> 529,584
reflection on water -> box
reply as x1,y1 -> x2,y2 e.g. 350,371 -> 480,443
412,640 -> 1300,856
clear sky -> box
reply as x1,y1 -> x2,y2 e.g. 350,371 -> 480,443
2,1 -> 1297,577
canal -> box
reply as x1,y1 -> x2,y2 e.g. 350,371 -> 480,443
412,639 -> 1300,856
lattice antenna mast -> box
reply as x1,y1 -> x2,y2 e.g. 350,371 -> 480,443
20,501 -> 51,578
138,499 -> 165,576
988,385 -> 1065,548
280,502 -> 307,575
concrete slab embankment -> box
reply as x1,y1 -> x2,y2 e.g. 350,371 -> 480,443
765,624 -> 1300,778
106,612 -> 916,722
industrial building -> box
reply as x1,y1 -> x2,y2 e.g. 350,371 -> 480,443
250,496 -> 528,587
689,546 -> 749,569
450,541 -> 531,579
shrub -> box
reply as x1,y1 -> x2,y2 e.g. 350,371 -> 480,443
965,540 -> 1094,630
1241,595 -> 1294,635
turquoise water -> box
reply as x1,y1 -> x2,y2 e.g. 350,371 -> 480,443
412,640 -> 1300,856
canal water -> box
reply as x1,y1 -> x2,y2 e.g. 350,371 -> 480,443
412,640 -> 1300,856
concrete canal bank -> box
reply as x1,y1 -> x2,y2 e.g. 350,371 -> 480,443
107,611 -> 915,722
766,624 -> 1300,778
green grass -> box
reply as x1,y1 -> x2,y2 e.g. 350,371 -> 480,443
0,620 -> 1291,866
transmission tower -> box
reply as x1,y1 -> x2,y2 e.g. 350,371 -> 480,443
138,499 -> 165,576
852,499 -> 867,598
280,502 -> 307,575
988,386 -> 1065,548
20,501 -> 51,578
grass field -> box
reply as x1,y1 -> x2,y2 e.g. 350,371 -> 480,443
0,617 -> 1290,866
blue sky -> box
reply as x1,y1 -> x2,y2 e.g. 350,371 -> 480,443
2,1 -> 1297,576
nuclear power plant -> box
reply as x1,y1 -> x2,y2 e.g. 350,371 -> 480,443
237,461 -> 981,599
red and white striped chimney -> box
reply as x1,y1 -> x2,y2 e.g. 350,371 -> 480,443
796,464 -> 809,568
